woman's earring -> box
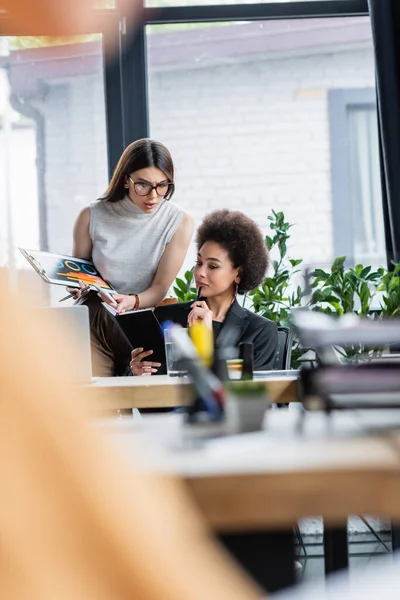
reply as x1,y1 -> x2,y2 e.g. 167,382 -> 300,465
234,282 -> 239,297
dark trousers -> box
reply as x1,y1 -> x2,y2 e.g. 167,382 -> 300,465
81,293 -> 132,377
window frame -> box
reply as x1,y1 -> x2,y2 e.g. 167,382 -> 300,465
143,0 -> 369,24
129,2 -> 389,268
4,1 -> 389,269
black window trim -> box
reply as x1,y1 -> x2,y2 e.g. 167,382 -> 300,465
143,0 -> 369,25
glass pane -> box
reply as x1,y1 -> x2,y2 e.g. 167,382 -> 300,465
146,0 -> 345,6
0,35 -> 108,301
146,17 -> 384,269
348,107 -> 385,264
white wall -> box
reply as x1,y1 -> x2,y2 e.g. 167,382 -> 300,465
0,126 -> 39,268
148,46 -> 377,272
44,74 -> 108,255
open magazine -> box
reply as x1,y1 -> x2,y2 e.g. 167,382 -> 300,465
19,248 -> 115,292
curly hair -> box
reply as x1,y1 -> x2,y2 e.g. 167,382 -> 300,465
196,209 -> 269,294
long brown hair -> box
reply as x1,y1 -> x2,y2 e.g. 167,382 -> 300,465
102,138 -> 175,203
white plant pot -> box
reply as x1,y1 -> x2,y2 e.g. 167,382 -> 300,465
225,394 -> 269,434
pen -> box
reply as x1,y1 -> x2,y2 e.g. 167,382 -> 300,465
58,285 -> 90,303
92,284 -> 117,305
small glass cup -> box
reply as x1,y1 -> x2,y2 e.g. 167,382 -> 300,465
226,358 -> 243,380
164,328 -> 189,377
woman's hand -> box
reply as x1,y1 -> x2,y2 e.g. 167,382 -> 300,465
66,280 -> 91,301
187,301 -> 213,329
97,293 -> 133,314
129,348 -> 161,376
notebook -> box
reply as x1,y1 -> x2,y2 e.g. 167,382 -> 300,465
35,305 -> 93,382
102,304 -> 167,368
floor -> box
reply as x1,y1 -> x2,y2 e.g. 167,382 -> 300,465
295,526 -> 392,584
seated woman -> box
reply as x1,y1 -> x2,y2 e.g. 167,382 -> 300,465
129,209 -> 278,376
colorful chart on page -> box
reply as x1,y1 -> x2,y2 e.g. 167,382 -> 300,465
19,249 -> 115,291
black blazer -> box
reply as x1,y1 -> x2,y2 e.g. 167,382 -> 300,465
154,299 -> 278,371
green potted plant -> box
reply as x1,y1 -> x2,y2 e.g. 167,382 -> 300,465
377,262 -> 400,318
248,210 -> 304,366
309,258 -> 383,361
172,268 -> 197,302
249,210 -> 303,325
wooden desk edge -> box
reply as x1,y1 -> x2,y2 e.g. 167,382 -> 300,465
85,378 -> 298,409
183,467 -> 400,532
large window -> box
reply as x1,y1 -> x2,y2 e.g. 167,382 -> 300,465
0,35 -> 108,299
146,16 -> 382,271
2,1 -> 382,296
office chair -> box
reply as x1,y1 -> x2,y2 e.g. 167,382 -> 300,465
273,327 -> 294,416
273,326 -> 293,370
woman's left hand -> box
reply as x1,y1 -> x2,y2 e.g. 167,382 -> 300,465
129,348 -> 161,376
187,301 -> 213,328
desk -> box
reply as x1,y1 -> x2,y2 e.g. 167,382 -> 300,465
127,412 -> 400,531
173,436 -> 400,530
85,374 -> 298,410
108,410 -> 400,591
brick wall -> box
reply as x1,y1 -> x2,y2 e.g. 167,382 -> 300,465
44,74 -> 108,254
148,46 -> 376,272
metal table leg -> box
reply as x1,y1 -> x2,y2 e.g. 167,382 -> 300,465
219,530 -> 295,593
324,520 -> 349,575
391,524 -> 400,550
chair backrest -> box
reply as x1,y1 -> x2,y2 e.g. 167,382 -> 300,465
155,297 -> 178,307
273,326 -> 293,370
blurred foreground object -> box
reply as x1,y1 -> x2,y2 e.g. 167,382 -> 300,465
0,272 -> 261,600
293,309 -> 400,410
292,309 -> 400,349
2,0 -> 142,38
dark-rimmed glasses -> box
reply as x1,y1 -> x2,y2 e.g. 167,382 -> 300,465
128,177 -> 174,199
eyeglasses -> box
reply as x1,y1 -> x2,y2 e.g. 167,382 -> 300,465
128,177 -> 174,199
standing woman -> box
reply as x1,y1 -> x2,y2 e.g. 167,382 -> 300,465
71,138 -> 193,376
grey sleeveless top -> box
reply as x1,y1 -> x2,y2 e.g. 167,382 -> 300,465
89,196 -> 182,294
